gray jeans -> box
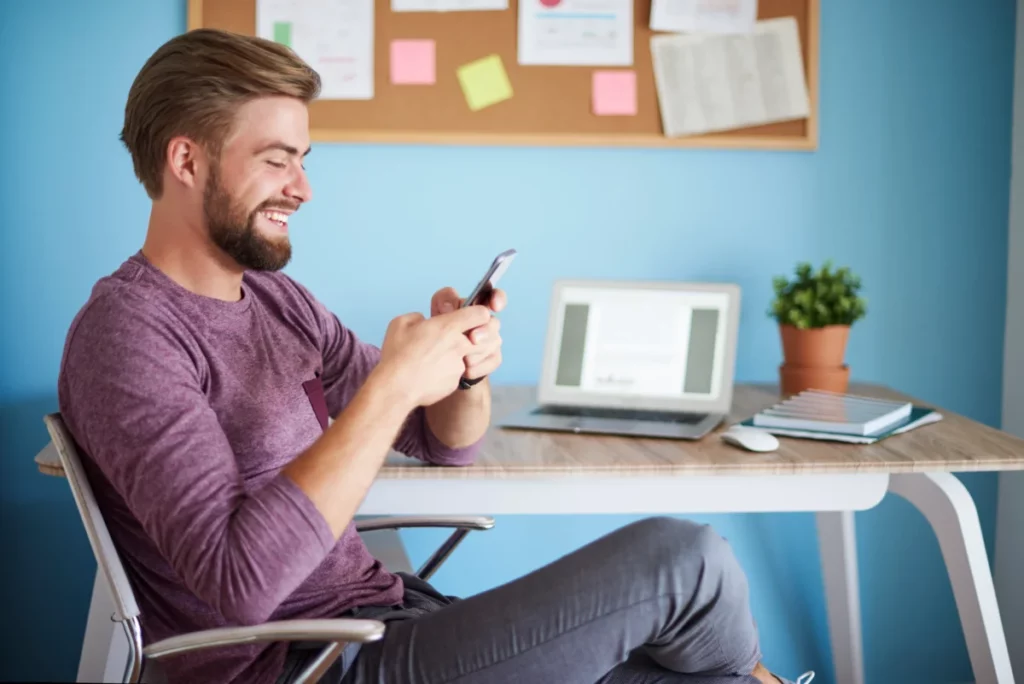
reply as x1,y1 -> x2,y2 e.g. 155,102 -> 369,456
279,517 -> 765,684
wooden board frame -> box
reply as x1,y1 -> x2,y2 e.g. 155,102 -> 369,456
187,0 -> 819,150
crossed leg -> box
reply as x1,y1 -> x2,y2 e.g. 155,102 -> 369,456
338,517 -> 782,684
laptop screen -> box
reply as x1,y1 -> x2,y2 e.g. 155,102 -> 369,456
545,285 -> 733,403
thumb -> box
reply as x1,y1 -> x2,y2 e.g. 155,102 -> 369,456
431,287 -> 462,316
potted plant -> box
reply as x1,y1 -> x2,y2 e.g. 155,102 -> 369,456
768,260 -> 867,396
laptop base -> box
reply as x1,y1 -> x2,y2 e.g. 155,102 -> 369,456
498,404 -> 725,440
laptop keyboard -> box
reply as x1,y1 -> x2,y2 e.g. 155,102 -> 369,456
532,405 -> 707,425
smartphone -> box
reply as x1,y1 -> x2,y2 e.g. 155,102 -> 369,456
457,249 -> 516,389
462,248 -> 517,309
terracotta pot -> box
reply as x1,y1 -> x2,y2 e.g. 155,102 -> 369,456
779,363 -> 850,396
779,324 -> 850,368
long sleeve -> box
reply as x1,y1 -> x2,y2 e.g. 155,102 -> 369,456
58,295 -> 336,626
291,281 -> 483,466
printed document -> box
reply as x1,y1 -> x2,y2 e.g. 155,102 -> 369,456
650,0 -> 757,34
393,0 -> 507,12
651,16 -> 809,137
256,0 -> 374,100
518,0 -> 633,66
577,293 -> 692,397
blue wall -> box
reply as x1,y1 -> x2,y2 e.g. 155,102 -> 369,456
0,1 -> 1015,682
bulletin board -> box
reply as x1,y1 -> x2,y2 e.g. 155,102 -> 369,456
187,0 -> 819,150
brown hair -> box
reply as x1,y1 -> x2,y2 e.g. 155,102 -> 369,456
120,29 -> 321,199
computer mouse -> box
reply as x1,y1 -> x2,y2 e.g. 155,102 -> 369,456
720,425 -> 780,452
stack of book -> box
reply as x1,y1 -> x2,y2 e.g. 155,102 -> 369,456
739,390 -> 943,444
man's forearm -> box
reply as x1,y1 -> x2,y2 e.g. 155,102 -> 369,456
425,379 -> 492,449
283,363 -> 413,538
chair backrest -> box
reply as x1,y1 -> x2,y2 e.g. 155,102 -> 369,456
44,412 -> 140,622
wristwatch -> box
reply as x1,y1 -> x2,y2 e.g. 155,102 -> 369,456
458,375 -> 484,390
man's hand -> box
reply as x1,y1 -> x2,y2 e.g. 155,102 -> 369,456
378,305 -> 492,408
286,307 -> 489,540
419,285 -> 505,450
284,289 -> 495,543
430,287 -> 506,382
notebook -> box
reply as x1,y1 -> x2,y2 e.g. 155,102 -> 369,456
742,390 -> 943,444
741,405 -> 942,444
751,390 -> 913,435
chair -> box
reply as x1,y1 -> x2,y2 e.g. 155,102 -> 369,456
41,412 -> 494,684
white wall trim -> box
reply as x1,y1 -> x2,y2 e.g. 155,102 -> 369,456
996,0 -> 1024,675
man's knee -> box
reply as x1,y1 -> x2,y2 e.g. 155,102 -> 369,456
627,516 -> 738,574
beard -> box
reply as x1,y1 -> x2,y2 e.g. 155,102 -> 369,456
203,164 -> 294,272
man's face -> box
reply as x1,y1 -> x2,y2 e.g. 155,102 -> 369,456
202,96 -> 313,272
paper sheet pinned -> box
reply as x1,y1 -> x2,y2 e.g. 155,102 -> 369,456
392,0 -> 507,11
517,0 -> 633,66
390,40 -> 436,84
457,55 -> 513,111
257,0 -> 375,100
651,16 -> 809,137
650,0 -> 758,34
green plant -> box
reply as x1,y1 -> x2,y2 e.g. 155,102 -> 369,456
768,260 -> 867,329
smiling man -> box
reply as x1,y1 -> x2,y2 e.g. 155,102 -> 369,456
57,28 -> 812,684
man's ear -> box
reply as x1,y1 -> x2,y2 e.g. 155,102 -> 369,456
165,136 -> 204,190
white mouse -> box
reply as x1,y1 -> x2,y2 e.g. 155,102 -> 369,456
720,425 -> 780,452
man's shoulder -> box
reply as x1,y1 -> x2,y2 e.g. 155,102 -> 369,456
57,255 -> 205,429
76,255 -> 176,323
62,255 -> 194,366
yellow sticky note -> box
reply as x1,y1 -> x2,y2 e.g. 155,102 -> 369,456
456,54 -> 513,112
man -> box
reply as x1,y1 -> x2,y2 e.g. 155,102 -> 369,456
57,28 -> 814,684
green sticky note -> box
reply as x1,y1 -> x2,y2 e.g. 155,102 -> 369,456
273,21 -> 292,47
456,54 -> 513,112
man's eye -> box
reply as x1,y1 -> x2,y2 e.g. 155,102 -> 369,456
267,160 -> 286,169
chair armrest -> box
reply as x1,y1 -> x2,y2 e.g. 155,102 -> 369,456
354,516 -> 495,581
355,515 -> 494,533
143,618 -> 385,660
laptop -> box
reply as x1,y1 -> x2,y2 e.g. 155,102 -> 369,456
499,279 -> 741,440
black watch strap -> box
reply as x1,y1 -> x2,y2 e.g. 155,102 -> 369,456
458,375 -> 485,390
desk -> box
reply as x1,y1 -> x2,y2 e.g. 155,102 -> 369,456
37,383 -> 1024,684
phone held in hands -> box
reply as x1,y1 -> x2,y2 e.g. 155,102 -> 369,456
462,248 -> 517,309
458,248 -> 516,389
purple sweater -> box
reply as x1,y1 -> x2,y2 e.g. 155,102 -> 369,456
57,253 -> 482,684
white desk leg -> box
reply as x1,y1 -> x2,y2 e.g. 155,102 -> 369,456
889,472 -> 1015,684
817,511 -> 866,684
78,570 -> 129,683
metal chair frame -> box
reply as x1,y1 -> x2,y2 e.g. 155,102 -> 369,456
40,412 -> 493,683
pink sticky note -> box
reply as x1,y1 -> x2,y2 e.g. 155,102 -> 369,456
391,40 -> 436,85
592,70 -> 637,116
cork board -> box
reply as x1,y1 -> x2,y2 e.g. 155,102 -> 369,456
187,0 -> 819,149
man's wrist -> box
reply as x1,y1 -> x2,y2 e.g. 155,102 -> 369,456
365,360 -> 417,416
